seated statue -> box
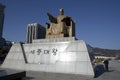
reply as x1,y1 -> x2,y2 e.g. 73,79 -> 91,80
46,9 -> 75,38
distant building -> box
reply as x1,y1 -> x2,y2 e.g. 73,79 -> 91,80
95,56 -> 115,60
0,3 -> 5,49
26,23 -> 46,43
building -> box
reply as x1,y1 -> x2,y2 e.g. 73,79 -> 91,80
0,3 -> 5,38
0,3 -> 5,49
26,23 -> 46,43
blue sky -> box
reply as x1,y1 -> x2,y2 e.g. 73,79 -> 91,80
0,0 -> 120,49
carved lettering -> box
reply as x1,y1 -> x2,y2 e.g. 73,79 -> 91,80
31,50 -> 35,54
44,50 -> 49,54
37,49 -> 42,55
52,48 -> 57,55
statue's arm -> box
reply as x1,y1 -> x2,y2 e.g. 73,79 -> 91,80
46,22 -> 50,29
47,13 -> 57,23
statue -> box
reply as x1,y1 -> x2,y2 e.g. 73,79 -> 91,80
47,13 -> 57,23
46,9 -> 75,38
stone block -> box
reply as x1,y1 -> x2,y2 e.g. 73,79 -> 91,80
1,39 -> 94,77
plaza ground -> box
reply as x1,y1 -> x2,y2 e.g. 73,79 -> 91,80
0,60 -> 120,80
94,60 -> 120,80
24,60 -> 120,80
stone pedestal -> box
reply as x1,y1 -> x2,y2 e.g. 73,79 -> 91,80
1,37 -> 94,77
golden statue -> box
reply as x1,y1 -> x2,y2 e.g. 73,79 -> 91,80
46,9 -> 75,38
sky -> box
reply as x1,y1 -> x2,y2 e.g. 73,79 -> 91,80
0,0 -> 120,50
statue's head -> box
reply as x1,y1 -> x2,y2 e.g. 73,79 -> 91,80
59,8 -> 64,15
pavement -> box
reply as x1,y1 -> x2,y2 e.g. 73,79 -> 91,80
0,60 -> 120,80
25,60 -> 120,80
94,60 -> 120,80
